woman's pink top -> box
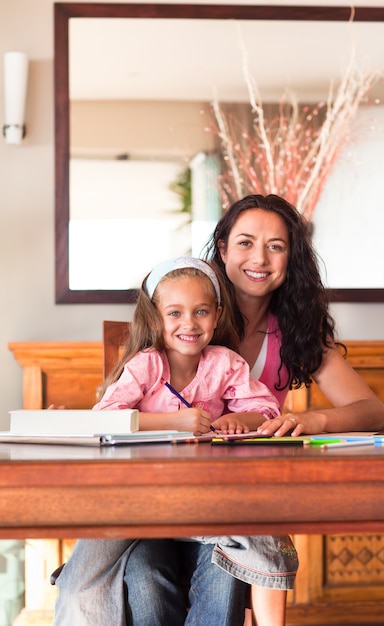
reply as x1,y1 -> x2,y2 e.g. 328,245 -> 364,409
94,345 -> 280,420
252,313 -> 290,409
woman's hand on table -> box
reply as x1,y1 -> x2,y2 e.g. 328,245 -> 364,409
256,411 -> 329,437
256,415 -> 303,437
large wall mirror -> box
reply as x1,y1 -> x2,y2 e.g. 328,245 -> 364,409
55,3 -> 384,304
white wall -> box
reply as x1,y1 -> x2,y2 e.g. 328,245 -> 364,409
0,0 -> 384,430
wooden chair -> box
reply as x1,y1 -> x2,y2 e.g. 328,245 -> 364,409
102,320 -> 131,378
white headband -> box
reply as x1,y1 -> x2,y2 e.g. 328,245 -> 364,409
145,256 -> 221,304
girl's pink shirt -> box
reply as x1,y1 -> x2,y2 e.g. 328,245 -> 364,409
94,345 -> 280,419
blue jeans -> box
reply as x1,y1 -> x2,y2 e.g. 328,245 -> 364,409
124,539 -> 248,626
53,539 -> 139,626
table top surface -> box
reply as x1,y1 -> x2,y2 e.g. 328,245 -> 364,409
0,436 -> 383,459
1,437 -> 383,538
1,437 -> 384,480
0,435 -> 384,456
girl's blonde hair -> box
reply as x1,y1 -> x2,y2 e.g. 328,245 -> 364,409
100,265 -> 239,397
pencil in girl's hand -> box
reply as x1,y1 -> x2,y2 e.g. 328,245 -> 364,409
164,382 -> 192,408
164,381 -> 217,433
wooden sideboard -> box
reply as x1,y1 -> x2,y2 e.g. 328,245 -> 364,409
8,340 -> 384,625
8,341 -> 103,410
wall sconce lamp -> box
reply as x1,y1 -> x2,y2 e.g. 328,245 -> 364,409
3,52 -> 29,145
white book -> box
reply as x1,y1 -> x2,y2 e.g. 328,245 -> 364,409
8,409 -> 139,435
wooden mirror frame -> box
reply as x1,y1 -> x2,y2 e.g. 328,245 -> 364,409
55,3 -> 384,304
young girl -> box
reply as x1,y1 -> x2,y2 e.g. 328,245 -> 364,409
53,256 -> 298,626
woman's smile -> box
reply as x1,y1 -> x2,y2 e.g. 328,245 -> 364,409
244,269 -> 270,281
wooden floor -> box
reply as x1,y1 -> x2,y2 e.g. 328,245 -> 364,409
12,610 -> 53,626
11,608 -> 381,626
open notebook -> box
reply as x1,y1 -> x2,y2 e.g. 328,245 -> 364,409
2,430 -> 276,446
0,430 -> 272,447
0,430 -> 197,447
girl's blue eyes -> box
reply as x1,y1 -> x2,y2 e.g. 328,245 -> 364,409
168,309 -> 208,317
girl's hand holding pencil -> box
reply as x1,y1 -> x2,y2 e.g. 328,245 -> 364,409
164,382 -> 213,435
172,407 -> 213,437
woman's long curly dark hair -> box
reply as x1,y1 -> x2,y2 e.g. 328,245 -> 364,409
204,194 -> 342,391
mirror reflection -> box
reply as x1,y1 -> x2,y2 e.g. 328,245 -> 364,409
58,6 -> 384,302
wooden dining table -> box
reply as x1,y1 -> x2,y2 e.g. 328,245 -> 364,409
1,438 -> 384,539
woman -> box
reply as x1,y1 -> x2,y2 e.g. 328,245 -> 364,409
125,194 -> 384,626
206,194 -> 384,436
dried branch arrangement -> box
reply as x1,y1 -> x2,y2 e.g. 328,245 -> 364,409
212,51 -> 381,221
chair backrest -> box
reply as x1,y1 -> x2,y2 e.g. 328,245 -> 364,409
102,320 -> 131,378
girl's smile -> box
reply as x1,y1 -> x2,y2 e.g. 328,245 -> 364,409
176,333 -> 202,343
